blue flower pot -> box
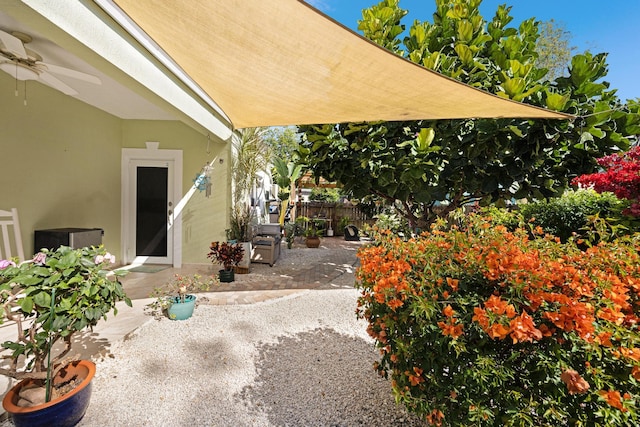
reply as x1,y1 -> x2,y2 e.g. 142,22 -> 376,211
2,360 -> 95,427
167,294 -> 196,320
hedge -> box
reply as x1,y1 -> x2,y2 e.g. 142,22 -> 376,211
357,214 -> 640,426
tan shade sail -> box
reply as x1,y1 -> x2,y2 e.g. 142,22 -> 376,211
112,0 -> 571,129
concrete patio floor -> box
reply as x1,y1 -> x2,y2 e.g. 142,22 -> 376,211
122,236 -> 364,301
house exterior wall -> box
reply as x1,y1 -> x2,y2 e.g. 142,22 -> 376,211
121,121 -> 231,264
0,73 -> 231,264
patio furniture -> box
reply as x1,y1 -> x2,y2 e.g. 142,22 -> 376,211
0,208 -> 25,261
251,223 -> 282,267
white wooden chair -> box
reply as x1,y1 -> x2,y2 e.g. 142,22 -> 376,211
0,208 -> 25,262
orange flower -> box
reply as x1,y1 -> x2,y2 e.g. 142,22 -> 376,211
632,366 -> 640,381
488,323 -> 510,340
619,346 -> 640,361
509,312 -> 543,344
438,320 -> 464,338
387,298 -> 404,310
599,389 -> 627,412
484,295 -> 516,318
446,277 -> 459,292
560,369 -> 590,395
539,324 -> 554,337
443,305 -> 455,317
472,307 -> 489,329
426,408 -> 444,426
595,331 -> 613,347
408,367 -> 424,386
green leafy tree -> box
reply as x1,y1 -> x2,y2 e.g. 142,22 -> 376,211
298,0 -> 640,229
264,126 -> 301,162
535,19 -> 574,80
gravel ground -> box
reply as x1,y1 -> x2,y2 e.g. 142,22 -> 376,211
0,289 -> 426,426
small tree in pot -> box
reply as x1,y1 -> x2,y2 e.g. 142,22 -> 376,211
207,242 -> 244,282
0,245 -> 130,426
297,216 -> 323,248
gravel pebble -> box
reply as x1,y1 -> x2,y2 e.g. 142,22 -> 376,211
1,289 -> 427,426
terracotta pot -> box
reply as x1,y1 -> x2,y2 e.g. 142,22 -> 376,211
305,236 -> 321,248
2,360 -> 96,427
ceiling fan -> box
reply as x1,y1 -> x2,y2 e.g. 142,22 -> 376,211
0,29 -> 101,96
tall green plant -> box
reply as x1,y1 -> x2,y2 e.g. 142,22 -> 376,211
228,204 -> 255,242
272,157 -> 303,202
232,127 -> 273,207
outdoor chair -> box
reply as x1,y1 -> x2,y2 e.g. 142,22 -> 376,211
251,223 -> 282,267
0,208 -> 25,262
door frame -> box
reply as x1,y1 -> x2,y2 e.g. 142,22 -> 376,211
121,146 -> 183,267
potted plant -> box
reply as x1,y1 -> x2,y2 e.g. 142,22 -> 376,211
0,245 -> 130,427
228,205 -> 255,271
146,273 -> 218,320
283,222 -> 297,249
207,242 -> 244,282
298,216 -> 323,248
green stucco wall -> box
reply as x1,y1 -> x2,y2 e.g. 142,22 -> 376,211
0,73 -> 231,265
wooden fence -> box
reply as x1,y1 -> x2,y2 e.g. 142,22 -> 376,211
294,201 -> 377,235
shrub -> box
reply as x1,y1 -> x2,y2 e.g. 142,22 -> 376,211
517,189 -> 627,242
573,146 -> 640,217
372,211 -> 412,238
482,190 -> 637,244
357,215 -> 640,426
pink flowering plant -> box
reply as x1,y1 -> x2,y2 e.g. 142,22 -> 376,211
0,245 -> 130,392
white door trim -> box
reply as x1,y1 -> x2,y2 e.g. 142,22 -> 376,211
121,146 -> 183,267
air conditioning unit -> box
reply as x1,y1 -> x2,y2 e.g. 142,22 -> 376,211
34,228 -> 103,251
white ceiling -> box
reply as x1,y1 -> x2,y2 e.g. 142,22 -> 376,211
0,9 -> 176,120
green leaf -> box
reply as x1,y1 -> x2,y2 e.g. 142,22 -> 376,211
454,43 -> 473,66
502,78 -> 526,99
416,128 -> 436,152
579,131 -> 595,144
19,297 -> 34,314
545,92 -> 569,111
33,291 -> 51,308
456,19 -> 474,42
587,126 -> 606,139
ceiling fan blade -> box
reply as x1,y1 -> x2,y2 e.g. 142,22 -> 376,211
38,71 -> 78,96
0,30 -> 27,59
39,62 -> 101,85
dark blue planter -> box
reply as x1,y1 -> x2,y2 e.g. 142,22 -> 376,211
3,360 -> 95,427
167,294 -> 197,320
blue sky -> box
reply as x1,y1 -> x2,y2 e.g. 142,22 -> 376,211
307,0 -> 640,102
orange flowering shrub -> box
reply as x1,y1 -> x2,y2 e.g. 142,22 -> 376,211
356,214 -> 640,426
